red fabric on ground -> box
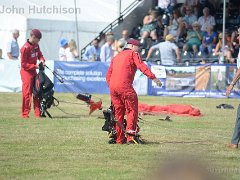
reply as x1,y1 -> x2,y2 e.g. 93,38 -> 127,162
89,100 -> 102,115
138,103 -> 201,117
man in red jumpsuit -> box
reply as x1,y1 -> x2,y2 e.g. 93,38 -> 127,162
20,29 -> 45,118
106,39 -> 162,144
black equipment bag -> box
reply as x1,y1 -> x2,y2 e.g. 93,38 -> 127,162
102,104 -> 144,144
102,105 -> 116,132
33,70 -> 54,97
102,105 -> 128,144
33,64 -> 55,118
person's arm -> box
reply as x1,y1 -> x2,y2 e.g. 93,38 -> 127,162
73,49 -> 79,58
143,15 -> 152,25
202,36 -> 206,46
195,31 -> 203,41
106,59 -> 113,86
146,48 -> 153,61
97,48 -> 101,61
133,51 -> 162,86
231,31 -> 237,45
212,33 -> 217,45
163,27 -> 169,39
133,51 -> 155,79
214,42 -> 221,55
37,45 -> 45,63
227,41 -> 234,53
143,15 -> 148,25
172,43 -> 181,63
169,16 -> 174,26
100,46 -> 106,62
175,47 -> 181,63
113,40 -> 118,51
6,41 -> 14,60
82,47 -> 90,60
20,46 -> 38,70
186,31 -> 191,40
197,18 -> 202,30
226,68 -> 240,96
146,44 -> 158,61
211,16 -> 216,26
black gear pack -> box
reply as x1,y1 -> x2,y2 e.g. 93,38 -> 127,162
33,62 -> 58,118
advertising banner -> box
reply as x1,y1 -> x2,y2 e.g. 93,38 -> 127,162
148,64 -> 240,98
54,61 -> 110,94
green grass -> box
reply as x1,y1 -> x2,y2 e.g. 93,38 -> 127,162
0,93 -> 240,179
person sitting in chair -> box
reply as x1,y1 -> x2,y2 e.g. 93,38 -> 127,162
183,21 -> 203,56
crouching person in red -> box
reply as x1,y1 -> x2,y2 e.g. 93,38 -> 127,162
106,39 -> 162,144
20,29 -> 45,118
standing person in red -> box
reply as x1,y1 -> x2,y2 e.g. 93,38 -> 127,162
20,29 -> 45,118
106,39 -> 162,144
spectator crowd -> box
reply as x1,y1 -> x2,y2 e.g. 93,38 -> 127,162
136,0 -> 240,65
1,0 -> 240,65
79,0 -> 240,65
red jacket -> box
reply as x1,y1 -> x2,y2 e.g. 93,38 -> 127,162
20,40 -> 45,72
106,49 -> 156,89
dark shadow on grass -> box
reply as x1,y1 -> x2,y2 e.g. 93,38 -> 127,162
51,116 -> 82,119
104,140 -> 213,145
145,140 -> 213,145
49,114 -> 101,119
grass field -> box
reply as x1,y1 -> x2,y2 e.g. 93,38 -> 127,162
0,93 -> 240,180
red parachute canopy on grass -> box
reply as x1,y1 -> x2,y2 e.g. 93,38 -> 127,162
138,103 -> 201,117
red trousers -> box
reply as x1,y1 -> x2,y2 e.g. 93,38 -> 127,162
20,69 -> 40,118
110,87 -> 138,144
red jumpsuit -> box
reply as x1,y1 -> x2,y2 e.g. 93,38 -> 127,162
106,49 -> 156,143
20,40 -> 45,118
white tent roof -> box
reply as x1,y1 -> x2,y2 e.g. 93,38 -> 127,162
0,0 -> 135,59
0,0 -> 135,22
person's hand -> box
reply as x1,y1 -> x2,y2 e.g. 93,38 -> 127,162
153,78 -> 162,87
37,60 -> 45,67
40,60 -> 45,66
226,84 -> 234,97
37,60 -> 45,70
